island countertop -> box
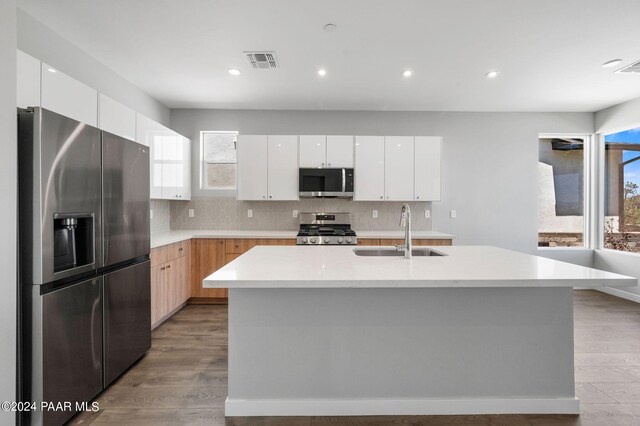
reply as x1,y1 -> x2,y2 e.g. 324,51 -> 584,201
203,245 -> 637,289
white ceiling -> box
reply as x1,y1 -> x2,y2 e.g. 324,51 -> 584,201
17,0 -> 640,112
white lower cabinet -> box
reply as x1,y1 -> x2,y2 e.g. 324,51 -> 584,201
384,136 -> 414,201
354,136 -> 385,201
237,135 -> 299,200
414,136 -> 442,201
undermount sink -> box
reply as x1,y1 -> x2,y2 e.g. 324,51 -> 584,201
353,248 -> 447,257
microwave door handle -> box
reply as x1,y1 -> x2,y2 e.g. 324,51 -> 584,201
342,168 -> 346,193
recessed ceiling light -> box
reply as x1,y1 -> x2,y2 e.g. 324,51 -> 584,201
47,67 -> 56,73
318,69 -> 327,77
323,23 -> 337,32
485,70 -> 500,79
402,70 -> 413,77
602,59 -> 623,68
228,68 -> 241,76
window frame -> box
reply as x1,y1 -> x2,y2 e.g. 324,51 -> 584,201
198,130 -> 239,198
537,132 -> 593,251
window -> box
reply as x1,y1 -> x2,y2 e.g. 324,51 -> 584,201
200,131 -> 238,190
603,128 -> 640,253
538,136 -> 586,247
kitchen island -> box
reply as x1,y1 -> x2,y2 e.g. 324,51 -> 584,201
204,245 -> 637,417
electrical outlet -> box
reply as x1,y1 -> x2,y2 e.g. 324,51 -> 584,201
372,210 -> 378,218
247,209 -> 253,218
149,209 -> 153,220
450,210 -> 457,219
293,209 -> 299,218
188,209 -> 195,218
424,209 -> 431,219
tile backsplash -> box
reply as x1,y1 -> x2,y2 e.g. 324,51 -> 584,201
150,200 -> 171,233
170,197 -> 432,231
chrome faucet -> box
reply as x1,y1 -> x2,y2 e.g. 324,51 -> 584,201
396,203 -> 412,259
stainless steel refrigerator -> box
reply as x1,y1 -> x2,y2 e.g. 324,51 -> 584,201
18,107 -> 151,426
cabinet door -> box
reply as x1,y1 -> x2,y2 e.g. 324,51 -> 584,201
164,260 -> 178,315
326,135 -> 354,168
160,130 -> 185,200
299,135 -> 326,168
181,136 -> 192,200
354,136 -> 385,201
149,132 -> 163,199
99,94 -> 136,141
17,50 -> 40,109
190,239 -> 228,298
384,136 -> 414,201
414,136 -> 442,201
176,255 -> 190,305
268,135 -> 299,200
150,264 -> 165,327
237,135 -> 268,200
41,62 -> 98,126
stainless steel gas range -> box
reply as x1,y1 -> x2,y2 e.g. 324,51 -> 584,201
296,213 -> 358,245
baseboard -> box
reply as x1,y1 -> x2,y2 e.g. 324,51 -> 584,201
188,297 -> 228,305
224,397 -> 580,416
598,286 -> 640,303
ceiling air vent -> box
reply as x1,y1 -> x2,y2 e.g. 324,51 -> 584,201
616,60 -> 640,74
244,51 -> 279,70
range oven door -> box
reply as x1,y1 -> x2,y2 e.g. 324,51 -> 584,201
299,168 -> 354,198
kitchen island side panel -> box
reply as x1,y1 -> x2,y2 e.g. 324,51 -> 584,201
227,286 -> 576,416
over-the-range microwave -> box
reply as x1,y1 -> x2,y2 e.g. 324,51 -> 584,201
299,168 -> 354,198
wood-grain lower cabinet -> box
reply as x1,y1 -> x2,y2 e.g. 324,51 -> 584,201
150,241 -> 190,329
190,238 -> 296,304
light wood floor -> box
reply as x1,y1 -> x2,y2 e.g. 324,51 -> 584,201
71,290 -> 640,425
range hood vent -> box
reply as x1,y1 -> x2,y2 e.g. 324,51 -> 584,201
616,60 -> 640,74
244,51 -> 279,70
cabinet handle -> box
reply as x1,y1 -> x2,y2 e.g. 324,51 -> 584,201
380,196 -> 383,199
386,196 -> 389,199
269,195 -> 272,199
328,162 -> 331,166
321,162 -> 325,166
167,264 -> 171,269
161,267 -> 165,271
416,196 -> 420,199
262,195 -> 266,199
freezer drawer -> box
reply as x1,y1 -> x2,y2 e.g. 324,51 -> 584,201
42,277 -> 103,426
102,131 -> 150,267
104,260 -> 151,386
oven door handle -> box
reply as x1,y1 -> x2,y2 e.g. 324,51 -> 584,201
342,168 -> 346,193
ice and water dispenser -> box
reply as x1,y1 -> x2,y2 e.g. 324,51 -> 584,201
53,213 -> 94,272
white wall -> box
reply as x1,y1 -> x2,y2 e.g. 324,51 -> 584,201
0,0 -> 17,424
171,109 -> 593,254
595,96 -> 640,135
17,9 -> 170,126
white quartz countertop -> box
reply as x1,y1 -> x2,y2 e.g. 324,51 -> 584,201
150,230 -> 454,248
203,245 -> 637,289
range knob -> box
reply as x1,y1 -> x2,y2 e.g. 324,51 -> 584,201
337,237 -> 344,244
345,237 -> 353,244
323,238 -> 330,244
310,237 -> 317,244
301,237 -> 308,243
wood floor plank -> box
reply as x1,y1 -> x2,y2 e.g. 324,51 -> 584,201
71,290 -> 640,426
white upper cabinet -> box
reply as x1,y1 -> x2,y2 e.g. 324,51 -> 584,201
17,50 -> 40,109
384,136 -> 414,201
98,94 -> 136,141
146,120 -> 191,201
41,62 -> 98,126
267,135 -> 299,200
300,135 -> 354,168
414,136 -> 442,201
237,135 -> 269,200
326,135 -> 354,168
237,135 -> 299,200
299,135 -> 325,168
354,136 -> 385,201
